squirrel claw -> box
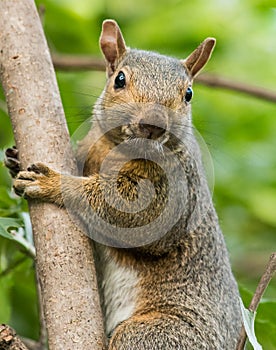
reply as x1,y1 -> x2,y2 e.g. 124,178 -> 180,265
4,146 -> 20,178
28,163 -> 50,175
27,163 -> 42,174
5,146 -> 18,158
27,163 -> 52,176
14,169 -> 45,199
13,163 -> 60,200
16,170 -> 40,181
13,179 -> 27,197
5,156 -> 20,170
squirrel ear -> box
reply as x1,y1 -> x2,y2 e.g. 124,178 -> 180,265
182,38 -> 216,79
100,20 -> 127,76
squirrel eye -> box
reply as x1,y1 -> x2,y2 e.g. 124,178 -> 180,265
184,87 -> 193,103
114,71 -> 126,89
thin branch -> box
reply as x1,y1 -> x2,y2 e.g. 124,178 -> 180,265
248,252 -> 276,311
51,53 -> 276,103
21,337 -> 46,350
0,256 -> 27,278
35,270 -> 48,350
236,252 -> 276,350
196,74 -> 276,103
52,53 -> 105,72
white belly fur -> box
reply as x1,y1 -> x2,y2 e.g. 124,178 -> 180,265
102,254 -> 139,336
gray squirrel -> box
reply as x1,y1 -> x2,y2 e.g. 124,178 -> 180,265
6,20 -> 242,349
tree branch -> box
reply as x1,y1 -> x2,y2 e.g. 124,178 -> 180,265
52,53 -> 106,72
0,324 -> 30,350
196,74 -> 276,103
236,252 -> 276,350
0,1 -> 104,349
51,53 -> 276,103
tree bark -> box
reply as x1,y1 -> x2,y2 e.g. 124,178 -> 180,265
0,1 -> 104,350
0,325 -> 30,350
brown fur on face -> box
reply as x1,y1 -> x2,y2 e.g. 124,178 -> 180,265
93,50 -> 192,150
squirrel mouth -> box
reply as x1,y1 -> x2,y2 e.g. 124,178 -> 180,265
124,123 -> 168,143
123,137 -> 166,160
137,123 -> 166,140
122,126 -> 171,159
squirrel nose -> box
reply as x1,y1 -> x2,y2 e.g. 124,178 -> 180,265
139,118 -> 166,140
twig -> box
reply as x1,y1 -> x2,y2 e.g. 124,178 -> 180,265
21,337 -> 45,350
196,74 -> 276,103
0,256 -> 27,278
35,270 -> 48,349
52,53 -> 105,71
236,252 -> 276,350
51,53 -> 276,103
38,5 -> 45,25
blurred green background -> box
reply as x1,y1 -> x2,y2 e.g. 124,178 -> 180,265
0,0 -> 275,348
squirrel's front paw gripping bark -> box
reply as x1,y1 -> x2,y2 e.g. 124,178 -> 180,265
5,149 -> 62,202
4,146 -> 20,178
13,163 -> 61,202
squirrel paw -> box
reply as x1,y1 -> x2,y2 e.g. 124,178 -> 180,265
4,146 -> 20,178
13,163 -> 60,200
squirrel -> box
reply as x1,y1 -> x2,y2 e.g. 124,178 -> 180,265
5,20 -> 242,349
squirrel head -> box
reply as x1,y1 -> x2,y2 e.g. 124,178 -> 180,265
96,20 -> 216,154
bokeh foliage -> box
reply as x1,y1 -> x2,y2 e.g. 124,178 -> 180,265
0,0 -> 275,348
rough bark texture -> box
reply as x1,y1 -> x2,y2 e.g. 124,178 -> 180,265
0,1 -> 104,349
0,325 -> 30,350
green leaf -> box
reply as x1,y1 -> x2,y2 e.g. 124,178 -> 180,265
0,187 -> 18,216
0,217 -> 21,239
255,300 -> 276,349
0,217 -> 35,257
